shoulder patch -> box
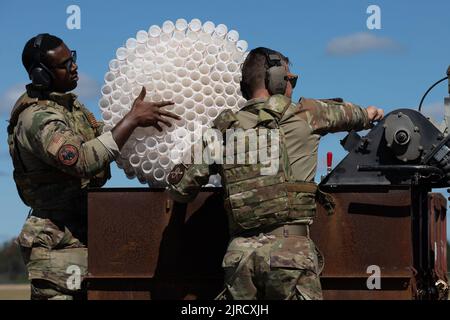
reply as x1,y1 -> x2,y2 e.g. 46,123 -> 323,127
47,133 -> 66,156
168,164 -> 186,185
58,144 -> 79,166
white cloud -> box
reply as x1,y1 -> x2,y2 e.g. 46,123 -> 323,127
422,101 -> 445,122
326,32 -> 403,56
0,72 -> 101,114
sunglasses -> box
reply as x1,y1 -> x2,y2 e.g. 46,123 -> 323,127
285,74 -> 298,88
51,50 -> 77,72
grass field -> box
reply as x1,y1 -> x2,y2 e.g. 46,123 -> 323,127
0,284 -> 30,300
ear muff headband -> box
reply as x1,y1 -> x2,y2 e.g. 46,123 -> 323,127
29,33 -> 54,89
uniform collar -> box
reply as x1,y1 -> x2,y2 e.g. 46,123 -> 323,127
242,97 -> 268,110
26,84 -> 79,109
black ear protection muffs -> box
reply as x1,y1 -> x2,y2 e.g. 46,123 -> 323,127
264,52 -> 288,96
240,48 -> 288,100
28,33 -> 54,89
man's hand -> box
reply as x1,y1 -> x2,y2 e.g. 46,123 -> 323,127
366,106 -> 384,122
129,87 -> 180,131
111,87 -> 181,150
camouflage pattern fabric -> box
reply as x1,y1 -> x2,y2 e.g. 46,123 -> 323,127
168,94 -> 372,300
7,85 -> 117,300
218,233 -> 323,300
18,216 -> 87,300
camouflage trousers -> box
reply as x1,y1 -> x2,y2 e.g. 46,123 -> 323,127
217,233 -> 323,300
17,216 -> 87,300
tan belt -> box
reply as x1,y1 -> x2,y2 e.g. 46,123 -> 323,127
267,224 -> 309,237
286,182 -> 318,193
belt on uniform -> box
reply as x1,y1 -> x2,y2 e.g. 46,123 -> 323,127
266,224 -> 309,237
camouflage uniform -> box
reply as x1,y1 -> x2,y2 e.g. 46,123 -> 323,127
7,84 -> 119,300
169,94 -> 371,300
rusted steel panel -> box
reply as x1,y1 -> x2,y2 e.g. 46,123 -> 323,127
313,187 -> 415,299
87,187 -> 446,300
428,193 -> 448,288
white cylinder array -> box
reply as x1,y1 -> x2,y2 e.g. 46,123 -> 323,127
100,18 -> 249,187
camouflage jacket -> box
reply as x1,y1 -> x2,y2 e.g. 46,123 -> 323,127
7,85 -> 119,237
168,95 -> 371,202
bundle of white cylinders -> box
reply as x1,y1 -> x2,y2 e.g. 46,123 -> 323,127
100,18 -> 248,187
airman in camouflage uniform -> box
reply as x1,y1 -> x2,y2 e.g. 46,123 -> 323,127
8,34 -> 179,299
168,47 -> 384,300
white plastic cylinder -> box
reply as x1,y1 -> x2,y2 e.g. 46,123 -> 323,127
198,114 -> 209,126
204,96 -> 214,107
236,40 -> 248,53
155,44 -> 167,55
227,30 -> 239,42
221,72 -> 233,84
215,96 -> 226,108
200,75 -> 210,86
181,78 -> 192,88
190,70 -> 201,82
136,30 -> 148,43
182,87 -> 193,99
101,84 -> 113,96
145,136 -> 158,149
227,62 -> 238,73
162,20 -> 175,34
213,83 -> 225,95
115,76 -> 126,88
147,151 -> 159,163
185,61 -> 197,72
99,97 -> 110,110
143,62 -> 154,75
129,154 -> 142,168
174,105 -> 185,117
135,142 -> 147,156
206,45 -> 218,56
198,64 -> 210,75
172,83 -> 183,94
193,93 -> 203,103
175,127 -> 188,140
120,95 -> 131,107
148,25 -> 161,38
162,90 -> 173,100
216,62 -> 226,72
102,110 -> 113,122
173,94 -> 184,105
226,96 -> 237,107
205,55 -> 216,67
104,72 -> 116,84
191,51 -> 203,63
214,24 -> 228,38
157,143 -> 169,155
175,18 -> 188,31
120,65 -> 130,76
173,30 -> 185,42
142,160 -> 153,174
173,58 -> 184,68
136,74 -> 147,86
202,21 -> 215,34
111,103 -> 121,114
178,47 -> 190,58
111,90 -> 122,102
133,58 -> 144,70
152,70 -> 163,81
136,44 -> 147,57
189,18 -> 202,32
121,83 -> 133,95
126,38 -> 137,50
225,84 -> 236,96
207,107 -> 219,119
159,155 -> 171,169
194,42 -> 206,53
185,110 -> 197,122
166,49 -> 177,60
147,37 -> 159,47
153,168 -> 165,182
109,59 -> 120,72
184,99 -> 195,110
116,47 -> 128,60
155,81 -> 166,91
125,70 -> 137,82
191,81 -> 202,92
211,71 -> 221,82
160,33 -> 171,43
195,104 -> 206,115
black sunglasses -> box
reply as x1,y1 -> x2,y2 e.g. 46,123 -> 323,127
285,74 -> 298,88
51,50 -> 77,72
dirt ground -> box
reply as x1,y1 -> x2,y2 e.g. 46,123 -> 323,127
0,284 -> 30,300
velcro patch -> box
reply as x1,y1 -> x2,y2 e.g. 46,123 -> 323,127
47,133 -> 66,156
58,144 -> 79,166
168,164 -> 186,185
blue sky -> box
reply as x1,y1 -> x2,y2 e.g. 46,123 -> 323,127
0,0 -> 449,240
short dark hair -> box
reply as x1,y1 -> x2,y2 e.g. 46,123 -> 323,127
240,47 -> 289,99
22,34 -> 63,73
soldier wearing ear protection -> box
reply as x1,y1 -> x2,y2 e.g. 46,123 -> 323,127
8,33 -> 178,300
169,46 -> 383,300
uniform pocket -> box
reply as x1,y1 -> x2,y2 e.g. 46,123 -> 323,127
222,250 -> 244,269
269,236 -> 318,274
